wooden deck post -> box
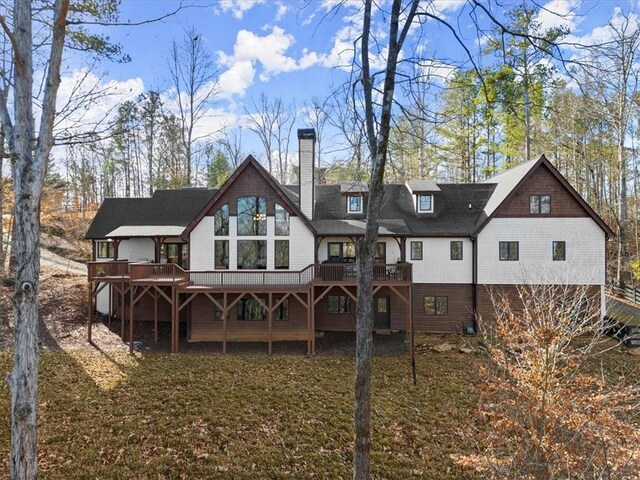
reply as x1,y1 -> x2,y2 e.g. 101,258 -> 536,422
153,289 -> 158,342
268,293 -> 273,355
223,292 -> 228,355
87,283 -> 93,343
170,286 -> 177,354
107,284 -> 112,328
310,286 -> 316,354
120,281 -> 126,341
409,284 -> 415,384
129,285 -> 135,354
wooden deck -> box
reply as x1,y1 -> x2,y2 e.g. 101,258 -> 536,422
87,261 -> 413,357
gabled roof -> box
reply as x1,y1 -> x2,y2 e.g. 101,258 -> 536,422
85,189 -> 216,239
475,155 -> 614,237
181,155 -> 316,239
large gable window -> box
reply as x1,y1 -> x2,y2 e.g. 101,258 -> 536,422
237,196 -> 267,236
417,194 -> 433,213
530,194 -> 551,214
214,203 -> 229,236
275,203 -> 290,236
347,195 -> 363,213
237,240 -> 267,269
215,240 -> 229,269
275,240 -> 289,269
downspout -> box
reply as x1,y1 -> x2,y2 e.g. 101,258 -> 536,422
471,236 -> 478,333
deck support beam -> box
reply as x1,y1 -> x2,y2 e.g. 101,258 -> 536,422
268,292 -> 273,355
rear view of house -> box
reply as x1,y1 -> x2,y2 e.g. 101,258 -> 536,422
86,129 -> 613,354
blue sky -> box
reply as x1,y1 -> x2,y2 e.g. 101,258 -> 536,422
54,0 -> 638,163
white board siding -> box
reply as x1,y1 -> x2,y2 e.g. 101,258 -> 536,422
408,238 -> 473,284
190,216 -> 215,270
96,287 -> 110,314
477,217 -> 605,285
118,238 -> 155,263
188,215 -> 315,272
316,237 -> 400,264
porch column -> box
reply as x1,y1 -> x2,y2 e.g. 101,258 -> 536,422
120,281 -> 126,341
112,238 -> 121,260
400,237 -> 406,262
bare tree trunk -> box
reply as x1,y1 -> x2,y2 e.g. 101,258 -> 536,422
0,125 -> 5,275
354,1 -> 418,478
0,1 -> 70,478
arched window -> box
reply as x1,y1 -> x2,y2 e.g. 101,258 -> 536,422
214,203 -> 229,236
274,203 -> 289,236
237,196 -> 267,236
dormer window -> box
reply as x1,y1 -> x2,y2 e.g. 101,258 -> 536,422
417,194 -> 433,213
347,195 -> 363,213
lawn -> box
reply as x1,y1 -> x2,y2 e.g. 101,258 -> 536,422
0,335 -> 636,479
0,337 -> 481,480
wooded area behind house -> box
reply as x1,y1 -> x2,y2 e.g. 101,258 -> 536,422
1,3 -> 639,284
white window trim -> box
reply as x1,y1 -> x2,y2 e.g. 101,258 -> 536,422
417,194 -> 434,213
347,195 -> 363,213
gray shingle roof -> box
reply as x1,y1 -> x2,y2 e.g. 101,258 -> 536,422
312,183 -> 496,236
340,182 -> 369,194
86,188 -> 216,239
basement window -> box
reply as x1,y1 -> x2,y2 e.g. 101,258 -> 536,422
424,296 -> 448,315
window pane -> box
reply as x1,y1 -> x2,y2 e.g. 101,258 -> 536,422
553,241 -> 565,261
275,299 -> 289,320
530,195 -> 540,214
511,242 -> 519,260
499,242 -> 508,261
375,242 -> 386,263
436,296 -> 448,315
450,241 -> 463,260
97,242 -> 113,258
328,243 -> 342,262
237,298 -> 265,321
377,297 -> 387,313
540,195 -> 551,214
343,242 -> 356,262
348,195 -> 362,212
237,240 -> 267,269
215,240 -> 229,269
328,295 -> 350,314
411,241 -> 423,260
340,296 -> 351,313
275,240 -> 289,269
328,295 -> 339,313
418,194 -> 432,211
237,196 -> 267,236
214,203 -> 229,236
424,296 -> 435,315
275,203 -> 290,236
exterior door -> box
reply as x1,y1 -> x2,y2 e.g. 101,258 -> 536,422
374,296 -> 391,329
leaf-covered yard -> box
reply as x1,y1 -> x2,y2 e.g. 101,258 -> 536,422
0,334 -> 636,479
0,340 -> 480,479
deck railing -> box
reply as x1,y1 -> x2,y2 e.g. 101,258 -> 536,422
129,263 -> 188,284
313,263 -> 412,283
87,261 -> 130,281
88,261 -> 412,286
187,264 -> 315,287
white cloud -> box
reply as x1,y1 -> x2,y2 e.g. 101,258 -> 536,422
565,7 -> 640,48
275,2 -> 288,21
216,26 -> 321,96
536,0 -> 582,32
217,0 -> 264,19
218,60 -> 256,97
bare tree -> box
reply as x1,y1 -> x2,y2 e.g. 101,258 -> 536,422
245,94 -> 296,183
217,127 -> 244,170
167,27 -> 218,186
353,1 -> 419,478
302,97 -> 330,172
0,0 -> 70,477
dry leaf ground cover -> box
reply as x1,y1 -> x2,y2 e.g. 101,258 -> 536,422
0,340 -> 482,480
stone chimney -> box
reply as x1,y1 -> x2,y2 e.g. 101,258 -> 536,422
297,128 -> 316,220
